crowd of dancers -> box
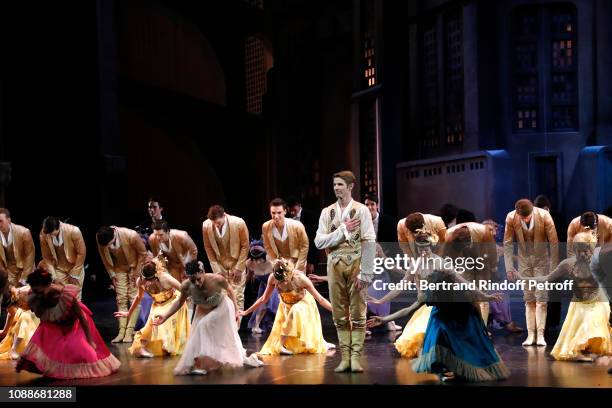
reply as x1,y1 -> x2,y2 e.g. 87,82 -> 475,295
0,170 -> 611,382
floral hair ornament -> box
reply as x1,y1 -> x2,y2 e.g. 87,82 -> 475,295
273,258 -> 292,282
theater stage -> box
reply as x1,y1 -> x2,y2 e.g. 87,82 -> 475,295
0,297 -> 610,389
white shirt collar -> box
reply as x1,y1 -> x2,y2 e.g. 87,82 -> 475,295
521,216 -> 535,231
0,224 -> 13,248
272,220 -> 288,242
215,216 -> 228,238
373,212 -> 380,233
336,199 -> 354,220
52,228 -> 64,247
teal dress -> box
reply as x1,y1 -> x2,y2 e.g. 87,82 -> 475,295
411,270 -> 510,382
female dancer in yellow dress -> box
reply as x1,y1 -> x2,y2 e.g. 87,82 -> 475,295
241,259 -> 335,355
0,285 -> 39,360
525,232 -> 612,361
114,258 -> 189,358
367,235 -> 438,359
369,283 -> 432,359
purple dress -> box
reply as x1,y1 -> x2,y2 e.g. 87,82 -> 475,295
367,270 -> 391,317
247,274 -> 280,331
488,250 -> 513,330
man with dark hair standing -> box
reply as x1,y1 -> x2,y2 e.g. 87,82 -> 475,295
149,220 -> 198,282
97,225 -> 147,343
138,197 -> 166,238
0,208 -> 35,286
287,196 -> 319,274
504,199 -> 558,347
315,170 -> 376,373
202,205 -> 249,323
364,194 -> 396,244
262,198 -> 309,271
39,216 -> 87,300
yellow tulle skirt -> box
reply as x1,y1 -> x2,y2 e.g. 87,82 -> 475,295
129,291 -> 190,357
0,308 -> 40,359
394,305 -> 432,358
259,291 -> 330,355
551,297 -> 612,361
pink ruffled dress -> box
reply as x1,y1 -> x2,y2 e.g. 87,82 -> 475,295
16,285 -> 121,379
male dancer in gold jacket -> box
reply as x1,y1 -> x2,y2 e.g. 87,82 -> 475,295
97,225 -> 147,342
203,205 -> 249,323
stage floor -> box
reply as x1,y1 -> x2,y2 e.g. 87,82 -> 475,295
0,297 -> 611,388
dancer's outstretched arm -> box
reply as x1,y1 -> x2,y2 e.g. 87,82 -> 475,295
522,259 -> 571,283
153,282 -> 189,325
446,269 -> 502,302
114,277 -> 144,320
217,275 -> 239,320
241,274 -> 276,316
299,273 -> 332,312
367,292 -> 426,328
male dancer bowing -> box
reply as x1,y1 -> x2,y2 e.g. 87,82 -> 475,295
397,212 -> 446,258
148,220 -> 198,282
39,217 -> 86,300
0,208 -> 35,286
315,170 -> 376,373
97,225 -> 147,343
567,211 -> 612,257
202,205 -> 249,325
444,222 -> 499,324
262,198 -> 309,271
504,199 -> 558,346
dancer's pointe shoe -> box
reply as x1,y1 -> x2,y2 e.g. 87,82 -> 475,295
522,331 -> 536,346
111,328 -> 125,343
536,329 -> 547,346
251,327 -> 263,334
576,354 -> 594,362
190,368 -> 208,375
386,321 -> 402,331
280,346 -> 294,355
10,350 -> 19,360
138,348 -> 154,358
